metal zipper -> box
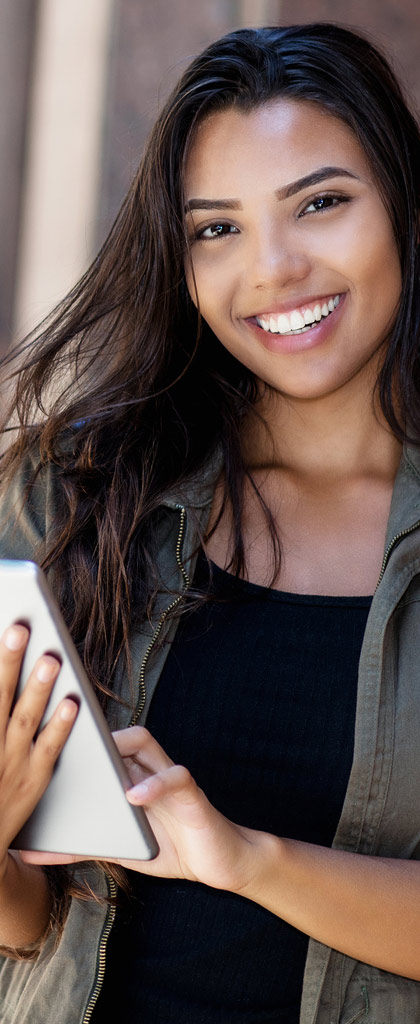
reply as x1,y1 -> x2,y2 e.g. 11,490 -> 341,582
82,505 -> 190,1021
130,505 -> 190,726
375,518 -> 420,591
81,875 -> 118,1024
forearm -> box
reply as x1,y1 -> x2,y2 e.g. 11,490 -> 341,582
0,852 -> 51,953
239,832 -> 420,980
116,727 -> 420,979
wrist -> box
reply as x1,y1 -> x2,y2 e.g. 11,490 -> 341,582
233,827 -> 285,905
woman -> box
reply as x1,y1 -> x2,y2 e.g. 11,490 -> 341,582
0,20 -> 419,1023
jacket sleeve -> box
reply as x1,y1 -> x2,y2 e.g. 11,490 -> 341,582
0,452 -> 66,961
0,452 -> 53,564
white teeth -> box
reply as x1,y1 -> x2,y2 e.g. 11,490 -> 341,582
278,313 -> 291,334
256,294 -> 341,335
290,310 -> 305,330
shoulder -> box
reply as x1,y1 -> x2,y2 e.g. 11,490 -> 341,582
0,444 -> 65,563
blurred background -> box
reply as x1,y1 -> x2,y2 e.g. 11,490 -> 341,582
2,0 -> 420,354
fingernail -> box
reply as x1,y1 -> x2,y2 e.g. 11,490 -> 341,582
128,781 -> 148,798
59,699 -> 78,721
4,626 -> 29,651
36,656 -> 60,682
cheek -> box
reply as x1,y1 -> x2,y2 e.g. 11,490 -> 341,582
335,214 -> 401,308
184,258 -> 227,315
185,265 -> 232,329
360,238 -> 401,320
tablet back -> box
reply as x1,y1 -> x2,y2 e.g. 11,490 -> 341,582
0,559 -> 158,860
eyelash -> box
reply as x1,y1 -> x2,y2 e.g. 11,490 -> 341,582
190,192 -> 351,243
191,222 -> 239,242
299,192 -> 351,216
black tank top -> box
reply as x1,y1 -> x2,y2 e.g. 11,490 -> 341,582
92,555 -> 371,1023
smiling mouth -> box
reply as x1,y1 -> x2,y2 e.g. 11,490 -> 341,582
255,294 -> 341,335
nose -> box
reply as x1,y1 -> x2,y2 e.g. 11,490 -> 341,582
247,224 -> 311,291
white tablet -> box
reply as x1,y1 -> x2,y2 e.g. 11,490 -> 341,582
0,559 -> 158,860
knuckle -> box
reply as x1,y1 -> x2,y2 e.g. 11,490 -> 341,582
44,743 -> 61,761
36,732 -> 61,762
13,709 -> 36,732
41,741 -> 61,761
0,685 -> 14,707
17,777 -> 37,801
174,764 -> 192,786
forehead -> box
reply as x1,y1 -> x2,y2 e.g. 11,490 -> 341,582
184,99 -> 373,199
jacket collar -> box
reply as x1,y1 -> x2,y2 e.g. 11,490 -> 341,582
161,447 -> 223,512
384,443 -> 420,550
160,442 -> 420,548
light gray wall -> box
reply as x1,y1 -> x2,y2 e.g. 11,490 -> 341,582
0,0 -> 38,353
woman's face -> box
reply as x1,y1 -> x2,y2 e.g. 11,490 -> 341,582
183,99 -> 402,404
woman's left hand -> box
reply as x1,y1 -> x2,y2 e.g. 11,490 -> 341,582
113,726 -> 261,890
20,726 -> 264,894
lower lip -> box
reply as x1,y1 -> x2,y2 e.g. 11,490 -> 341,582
246,296 -> 346,354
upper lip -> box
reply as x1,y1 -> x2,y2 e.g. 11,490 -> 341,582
244,292 -> 342,320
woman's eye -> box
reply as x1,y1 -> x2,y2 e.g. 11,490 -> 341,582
301,194 -> 349,216
197,223 -> 238,240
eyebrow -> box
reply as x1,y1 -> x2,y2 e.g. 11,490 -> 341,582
184,166 -> 360,213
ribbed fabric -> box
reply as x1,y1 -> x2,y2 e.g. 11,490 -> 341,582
92,556 -> 371,1023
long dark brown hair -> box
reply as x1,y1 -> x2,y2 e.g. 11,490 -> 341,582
2,21 -> 420,706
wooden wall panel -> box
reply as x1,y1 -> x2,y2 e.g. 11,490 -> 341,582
98,0 -> 420,243
97,0 -> 239,243
277,0 -> 420,107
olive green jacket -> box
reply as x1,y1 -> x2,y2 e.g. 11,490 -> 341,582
1,446 -> 420,1024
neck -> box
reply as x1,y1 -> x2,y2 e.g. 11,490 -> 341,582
243,379 -> 402,486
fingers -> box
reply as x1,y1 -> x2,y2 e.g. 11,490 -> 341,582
0,626 -> 30,734
113,726 -> 173,772
115,729 -> 200,810
126,763 -> 197,805
20,850 -> 87,866
30,698 -> 78,777
0,628 -> 79,857
0,624 -> 78,769
6,653 -> 62,752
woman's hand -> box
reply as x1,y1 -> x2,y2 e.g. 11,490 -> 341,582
22,725 -> 265,894
109,730 -> 420,980
112,726 -> 262,891
0,624 -> 78,876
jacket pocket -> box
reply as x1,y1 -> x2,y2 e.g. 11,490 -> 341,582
339,966 -> 420,1024
339,984 -> 369,1024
